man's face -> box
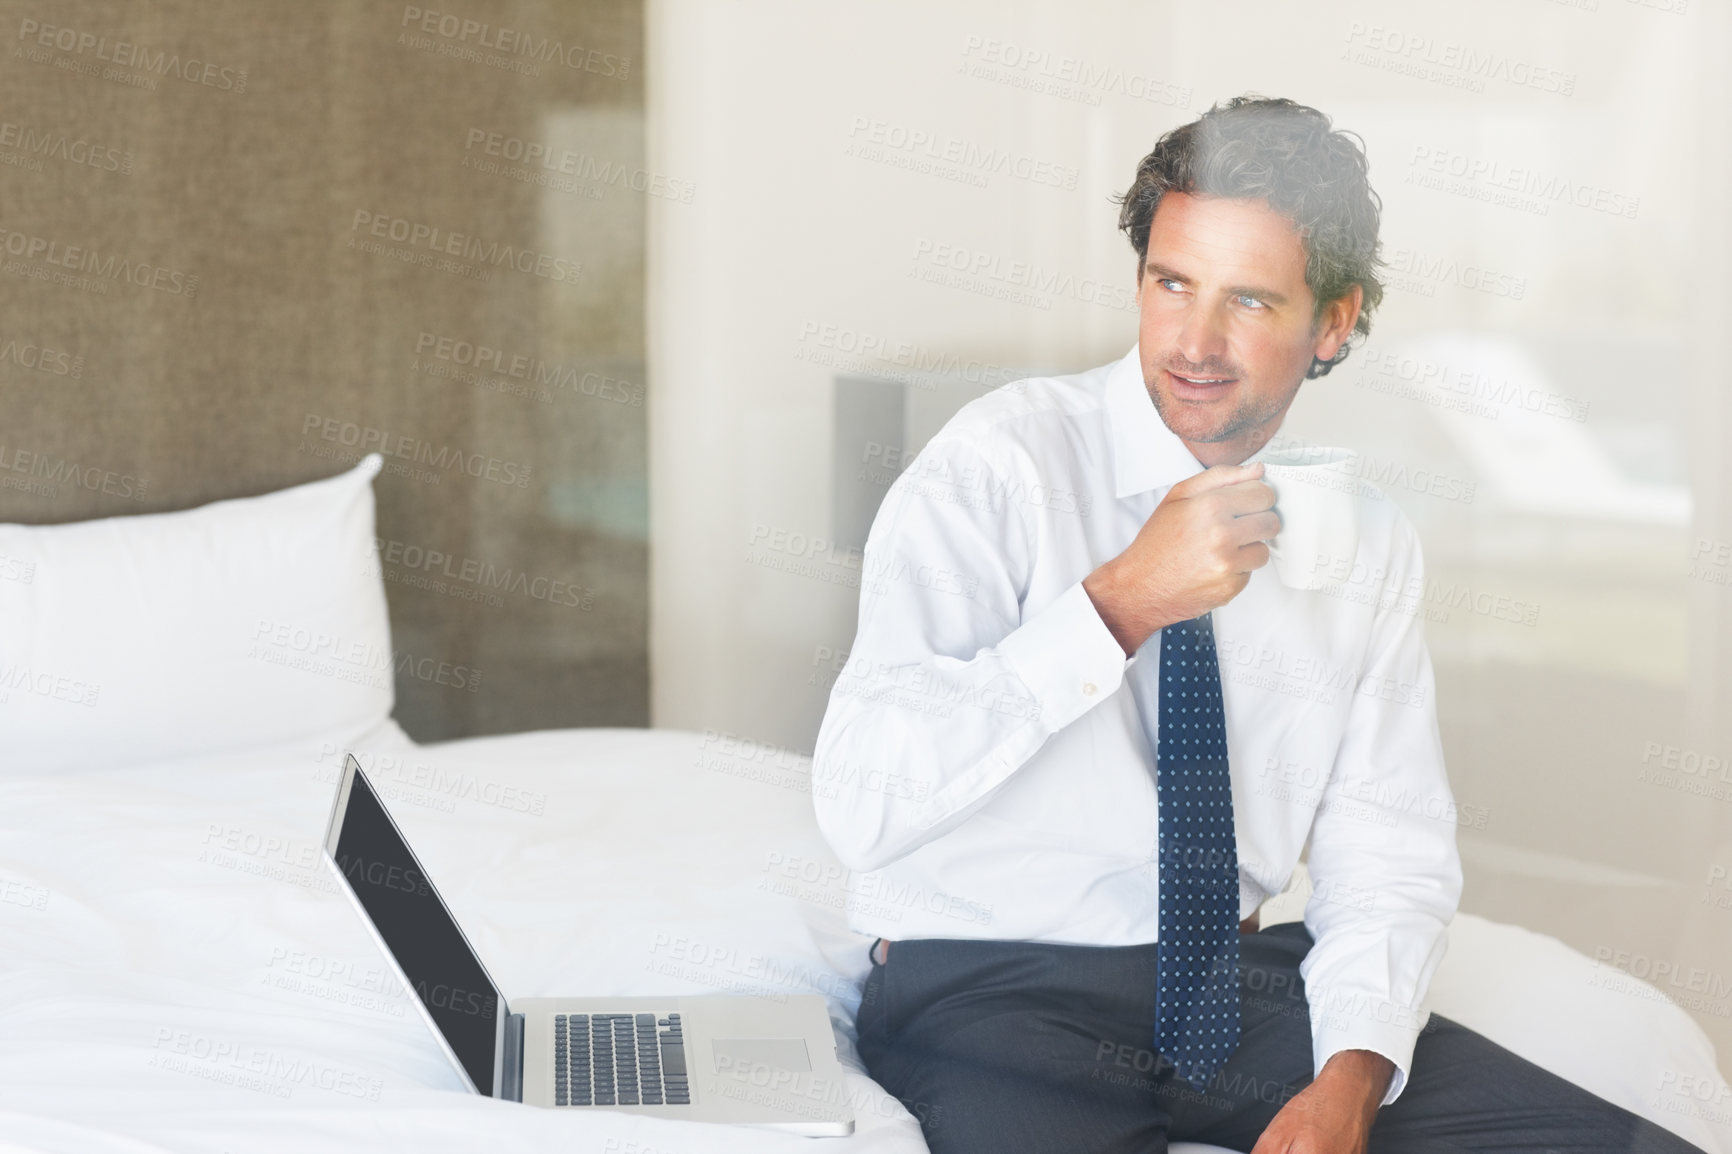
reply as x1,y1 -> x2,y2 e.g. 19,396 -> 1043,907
1136,192 -> 1361,466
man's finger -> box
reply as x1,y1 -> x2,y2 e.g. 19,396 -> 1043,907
1170,461 -> 1264,499
1236,540 -> 1272,572
1218,479 -> 1277,517
1231,510 -> 1282,545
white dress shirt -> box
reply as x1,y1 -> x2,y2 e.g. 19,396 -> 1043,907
811,344 -> 1462,1102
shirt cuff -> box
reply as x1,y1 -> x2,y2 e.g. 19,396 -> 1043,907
1308,997 -> 1425,1106
997,578 -> 1129,733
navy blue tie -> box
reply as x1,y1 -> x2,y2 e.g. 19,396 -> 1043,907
1128,612 -> 1241,1089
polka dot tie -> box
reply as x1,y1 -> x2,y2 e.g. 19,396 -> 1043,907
1129,612 -> 1241,1090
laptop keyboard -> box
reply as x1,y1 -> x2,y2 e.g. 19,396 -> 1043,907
553,1012 -> 690,1107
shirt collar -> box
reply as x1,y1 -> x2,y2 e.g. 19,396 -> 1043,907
1105,343 -> 1205,498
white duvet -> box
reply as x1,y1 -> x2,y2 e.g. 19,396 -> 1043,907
0,724 -> 1726,1154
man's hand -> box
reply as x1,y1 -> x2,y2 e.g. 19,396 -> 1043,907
1250,1049 -> 1394,1154
1083,463 -> 1278,655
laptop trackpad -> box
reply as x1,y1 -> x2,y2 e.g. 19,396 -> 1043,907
711,1038 -> 812,1073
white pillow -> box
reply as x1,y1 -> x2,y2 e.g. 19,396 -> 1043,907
0,454 -> 393,773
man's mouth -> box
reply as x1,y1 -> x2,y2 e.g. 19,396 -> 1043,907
1165,369 -> 1238,399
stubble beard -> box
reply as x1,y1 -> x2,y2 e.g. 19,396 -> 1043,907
1146,374 -> 1294,446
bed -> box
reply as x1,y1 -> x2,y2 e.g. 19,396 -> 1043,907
1,456 -> 1726,1154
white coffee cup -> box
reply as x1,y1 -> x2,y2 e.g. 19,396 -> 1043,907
1252,445 -> 1362,591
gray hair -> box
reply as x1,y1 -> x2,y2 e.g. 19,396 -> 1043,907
1115,95 -> 1385,379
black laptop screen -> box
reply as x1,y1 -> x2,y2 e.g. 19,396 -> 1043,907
331,763 -> 501,1093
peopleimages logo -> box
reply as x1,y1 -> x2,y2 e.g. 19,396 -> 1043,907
1342,22 -> 1576,96
0,660 -> 100,707
16,18 -> 248,92
373,534 -> 595,609
1406,145 -> 1639,219
0,119 -> 132,174
300,414 -> 532,489
795,320 -> 1026,393
1383,246 -> 1526,300
412,978 -> 496,1019
1260,435 -> 1476,506
349,210 -> 582,285
398,6 -> 630,78
0,224 -> 198,296
461,130 -> 691,202
413,331 -> 642,405
249,617 -> 483,694
0,335 -> 82,377
845,115 -> 1079,190
335,852 -> 431,898
909,238 -> 1137,313
150,1030 -> 383,1102
956,35 -> 1192,110
0,443 -> 147,501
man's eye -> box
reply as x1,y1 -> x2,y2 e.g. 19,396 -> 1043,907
1159,279 -> 1184,293
1236,294 -> 1267,309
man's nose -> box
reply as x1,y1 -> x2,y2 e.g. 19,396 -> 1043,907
1174,302 -> 1229,366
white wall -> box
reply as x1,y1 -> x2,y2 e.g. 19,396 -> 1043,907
647,0 -> 1732,1071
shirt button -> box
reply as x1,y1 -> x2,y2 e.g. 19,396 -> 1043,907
1081,682 -> 1097,696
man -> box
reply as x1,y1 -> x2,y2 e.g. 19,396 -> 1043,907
811,96 -> 1701,1154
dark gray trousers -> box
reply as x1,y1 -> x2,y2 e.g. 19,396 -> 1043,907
855,922 -> 1705,1153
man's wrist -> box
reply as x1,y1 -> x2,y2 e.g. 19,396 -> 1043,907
1084,560 -> 1169,656
1083,562 -> 1134,656
1316,1048 -> 1395,1120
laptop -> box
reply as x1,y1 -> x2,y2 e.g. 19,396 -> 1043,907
321,753 -> 854,1135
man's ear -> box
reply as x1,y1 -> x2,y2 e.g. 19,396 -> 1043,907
1313,284 -> 1364,363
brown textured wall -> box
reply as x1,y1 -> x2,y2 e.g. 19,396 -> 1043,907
0,0 -> 648,740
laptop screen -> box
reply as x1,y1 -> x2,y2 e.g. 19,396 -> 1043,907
329,759 -> 501,1093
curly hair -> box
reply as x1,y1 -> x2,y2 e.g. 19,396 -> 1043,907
1115,95 -> 1385,379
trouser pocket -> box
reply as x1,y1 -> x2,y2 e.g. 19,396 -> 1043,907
857,958 -> 891,1070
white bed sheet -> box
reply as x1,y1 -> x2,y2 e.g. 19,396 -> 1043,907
0,724 -> 923,1154
0,724 -> 1724,1154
